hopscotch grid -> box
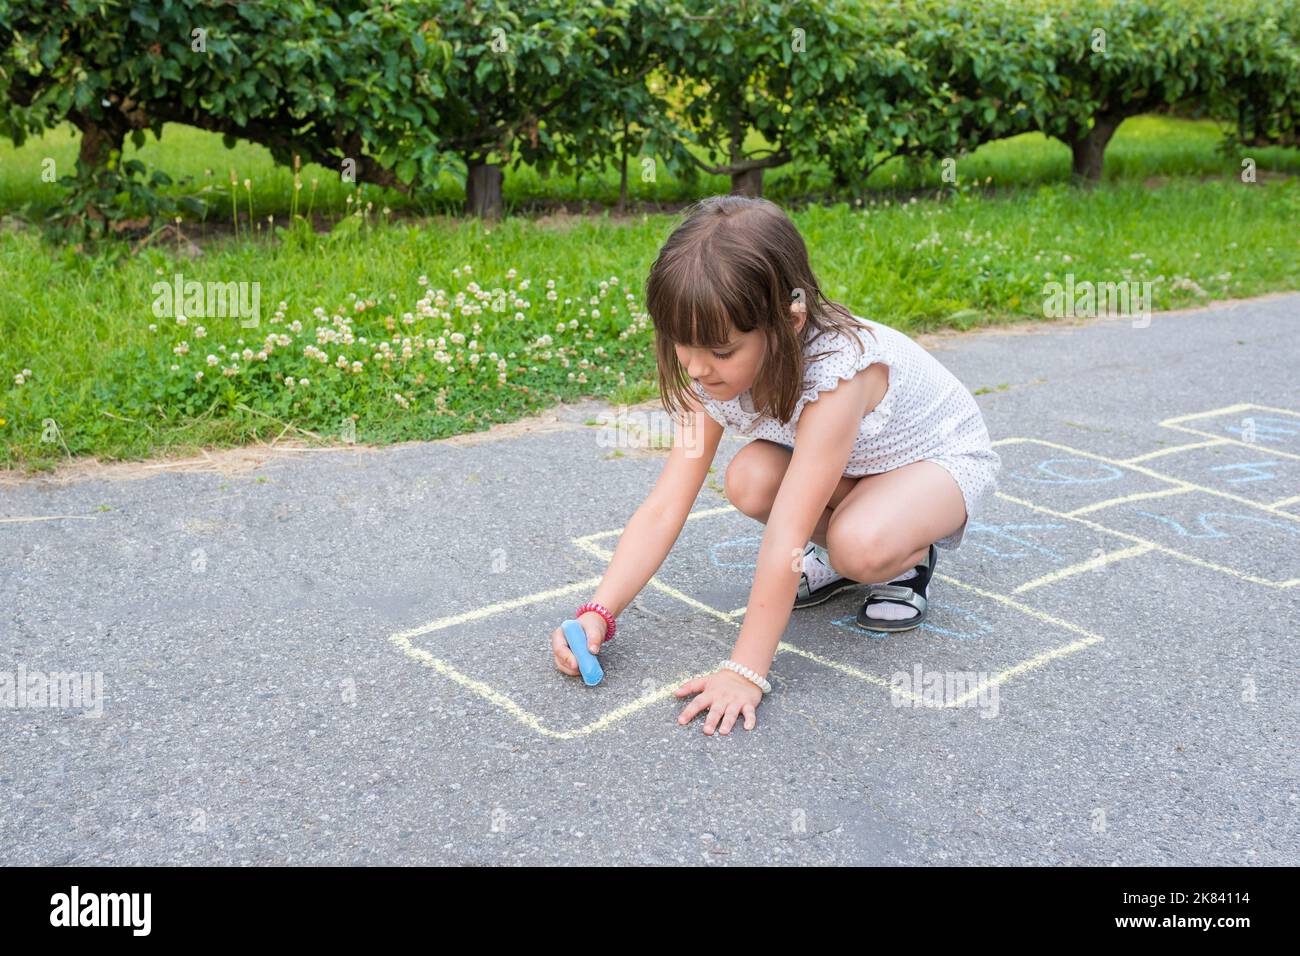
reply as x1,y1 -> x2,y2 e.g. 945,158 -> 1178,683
1156,403 -> 1300,463
388,500 -> 1110,730
392,401 -> 1299,733
995,489 -> 1300,588
577,521 -> 1106,709
992,418 -> 1300,587
992,435 -> 1300,523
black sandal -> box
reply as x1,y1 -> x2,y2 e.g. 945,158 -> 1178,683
854,544 -> 937,633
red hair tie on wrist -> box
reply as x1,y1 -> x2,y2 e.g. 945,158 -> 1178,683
576,602 -> 616,643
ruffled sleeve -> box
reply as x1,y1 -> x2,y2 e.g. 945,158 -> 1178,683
788,323 -> 896,436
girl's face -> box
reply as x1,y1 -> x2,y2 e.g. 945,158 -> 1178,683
674,325 -> 764,401
674,305 -> 805,401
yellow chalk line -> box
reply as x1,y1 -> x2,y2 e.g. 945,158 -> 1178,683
945,633 -> 1107,708
995,436 -> 1300,523
389,576 -> 604,642
1157,403 -> 1259,425
1012,543 -> 1156,593
388,628 -> 702,739
1270,494 -> 1300,508
1159,425 -> 1300,462
571,508 -> 1114,709
995,490 -> 1300,587
1157,403 -> 1300,462
1159,402 -> 1300,425
389,494 -> 1114,732
1066,486 -> 1194,516
1121,439 -> 1231,463
773,641 -> 925,703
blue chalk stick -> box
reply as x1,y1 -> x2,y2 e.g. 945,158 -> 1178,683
561,618 -> 604,686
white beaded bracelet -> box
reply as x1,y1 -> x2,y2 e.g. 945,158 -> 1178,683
720,659 -> 771,695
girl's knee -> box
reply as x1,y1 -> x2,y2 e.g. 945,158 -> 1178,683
826,524 -> 902,582
724,447 -> 782,517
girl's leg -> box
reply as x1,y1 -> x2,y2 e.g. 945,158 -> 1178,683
723,440 -> 860,547
823,460 -> 967,586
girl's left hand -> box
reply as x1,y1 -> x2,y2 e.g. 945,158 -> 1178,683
674,668 -> 763,734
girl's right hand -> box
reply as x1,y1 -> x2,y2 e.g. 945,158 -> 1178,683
550,611 -> 607,677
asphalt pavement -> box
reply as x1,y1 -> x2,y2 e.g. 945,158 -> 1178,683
3,292 -> 1297,865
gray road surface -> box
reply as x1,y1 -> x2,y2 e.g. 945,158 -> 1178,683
3,293 -> 1298,865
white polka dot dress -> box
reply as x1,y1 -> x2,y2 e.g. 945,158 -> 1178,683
692,315 -> 1001,551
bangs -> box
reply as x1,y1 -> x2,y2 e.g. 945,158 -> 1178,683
655,262 -> 756,350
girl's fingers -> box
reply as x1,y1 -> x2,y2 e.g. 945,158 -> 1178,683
742,703 -> 757,730
718,702 -> 742,735
551,633 -> 579,675
677,692 -> 709,725
703,700 -> 728,735
673,677 -> 705,698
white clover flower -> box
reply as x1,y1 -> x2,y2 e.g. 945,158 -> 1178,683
299,378 -> 309,387
545,279 -> 555,289
286,376 -> 295,387
194,371 -> 204,382
207,354 -> 219,366
591,309 -> 600,319
148,323 -> 158,333
176,314 -> 188,326
450,331 -> 466,345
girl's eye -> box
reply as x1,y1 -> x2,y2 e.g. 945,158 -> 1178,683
711,350 -> 734,359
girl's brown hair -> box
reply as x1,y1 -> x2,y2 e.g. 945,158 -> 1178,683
645,195 -> 876,425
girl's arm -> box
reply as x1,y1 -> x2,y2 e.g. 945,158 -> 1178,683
728,365 -> 885,680
582,396 -> 724,624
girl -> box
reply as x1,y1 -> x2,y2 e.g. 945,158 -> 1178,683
550,195 -> 1001,735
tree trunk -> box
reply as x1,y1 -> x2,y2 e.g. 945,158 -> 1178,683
1069,111 -> 1125,184
74,115 -> 126,170
731,166 -> 763,197
617,116 -> 629,214
465,160 -> 503,219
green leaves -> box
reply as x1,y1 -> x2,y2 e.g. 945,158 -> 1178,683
1,0 -> 1295,231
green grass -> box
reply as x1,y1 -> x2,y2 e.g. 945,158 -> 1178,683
1,114 -> 1298,472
